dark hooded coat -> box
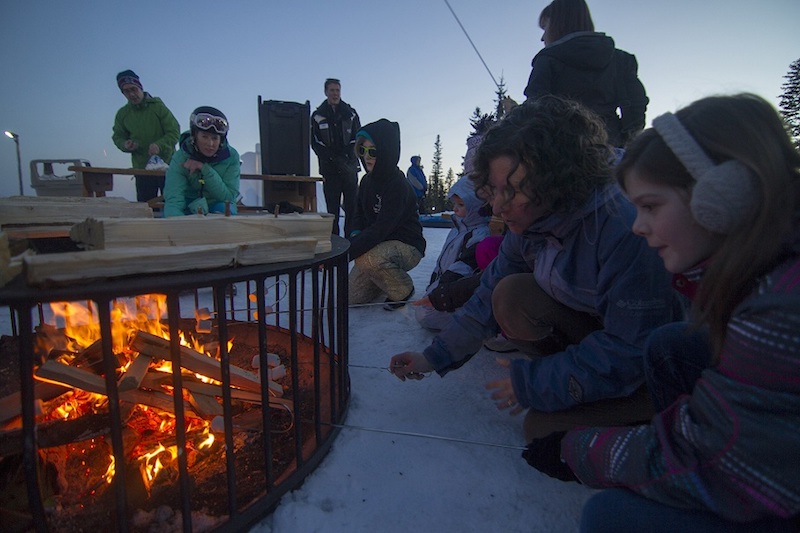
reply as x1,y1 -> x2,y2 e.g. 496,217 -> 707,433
348,119 -> 425,260
524,31 -> 648,147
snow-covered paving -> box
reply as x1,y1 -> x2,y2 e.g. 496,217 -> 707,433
256,226 -> 594,532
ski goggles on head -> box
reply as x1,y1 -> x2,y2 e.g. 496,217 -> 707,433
191,113 -> 229,135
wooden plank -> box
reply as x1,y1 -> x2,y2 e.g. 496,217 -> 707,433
23,238 -> 317,286
70,214 -> 331,254
35,360 -> 106,394
0,196 -> 153,227
187,391 -> 223,417
117,353 -> 152,392
68,166 -> 166,177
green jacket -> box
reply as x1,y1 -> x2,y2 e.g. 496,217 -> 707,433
112,93 -> 180,168
163,132 -> 240,217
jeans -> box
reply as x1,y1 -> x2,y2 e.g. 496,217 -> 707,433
581,489 -> 797,533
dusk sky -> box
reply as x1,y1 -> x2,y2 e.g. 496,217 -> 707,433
1,0 -> 798,200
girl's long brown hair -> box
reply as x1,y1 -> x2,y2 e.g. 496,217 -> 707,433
617,93 -> 800,355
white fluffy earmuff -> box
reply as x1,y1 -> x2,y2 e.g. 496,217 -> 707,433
651,112 -> 758,234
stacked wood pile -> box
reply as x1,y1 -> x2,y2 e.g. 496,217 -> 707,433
0,196 -> 333,287
0,196 -> 153,227
0,231 -> 27,288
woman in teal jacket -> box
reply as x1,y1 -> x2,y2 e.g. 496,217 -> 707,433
164,106 -> 240,217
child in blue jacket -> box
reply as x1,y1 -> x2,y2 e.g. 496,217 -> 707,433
414,175 -> 491,330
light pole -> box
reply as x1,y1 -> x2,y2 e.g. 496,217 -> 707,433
4,130 -> 24,196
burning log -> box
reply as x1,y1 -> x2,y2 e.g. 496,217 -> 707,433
0,408 -> 135,457
130,331 -> 268,394
187,391 -> 223,417
34,361 -> 198,416
36,361 -> 106,395
0,383 -> 57,424
117,354 -> 151,392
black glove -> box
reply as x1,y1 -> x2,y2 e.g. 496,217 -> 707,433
428,274 -> 481,312
521,431 -> 579,483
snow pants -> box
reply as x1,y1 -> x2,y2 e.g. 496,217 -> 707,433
491,273 -> 654,441
349,240 -> 423,305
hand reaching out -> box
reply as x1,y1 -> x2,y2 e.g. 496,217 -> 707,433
486,356 -> 525,416
389,351 -> 433,381
412,296 -> 432,308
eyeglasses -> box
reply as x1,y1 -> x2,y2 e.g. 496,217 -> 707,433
358,145 -> 378,159
191,112 -> 229,135
478,183 -> 527,207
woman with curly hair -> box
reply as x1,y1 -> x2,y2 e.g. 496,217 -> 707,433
390,95 -> 683,438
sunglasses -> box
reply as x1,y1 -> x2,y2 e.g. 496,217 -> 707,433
358,145 -> 378,158
191,112 -> 229,135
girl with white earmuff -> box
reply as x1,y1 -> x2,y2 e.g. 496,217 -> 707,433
523,93 -> 800,533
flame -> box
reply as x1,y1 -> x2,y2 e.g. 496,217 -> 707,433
104,454 -> 115,484
139,443 -> 178,488
48,294 -> 171,353
37,294 -> 242,493
198,427 -> 215,450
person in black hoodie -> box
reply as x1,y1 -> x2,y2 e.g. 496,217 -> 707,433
348,119 -> 426,310
507,0 -> 648,148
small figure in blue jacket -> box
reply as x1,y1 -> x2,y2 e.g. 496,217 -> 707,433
406,155 -> 427,214
390,96 -> 683,439
163,106 -> 240,217
413,175 -> 491,331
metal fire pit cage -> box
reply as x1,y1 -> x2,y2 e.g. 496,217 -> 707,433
0,236 -> 350,532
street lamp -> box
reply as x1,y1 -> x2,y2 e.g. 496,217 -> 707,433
4,130 -> 24,196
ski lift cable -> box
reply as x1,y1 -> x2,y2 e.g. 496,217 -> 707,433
443,0 -> 501,91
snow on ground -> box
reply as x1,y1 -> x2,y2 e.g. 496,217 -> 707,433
255,227 -> 595,533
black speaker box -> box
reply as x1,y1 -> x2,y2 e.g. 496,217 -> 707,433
258,97 -> 310,176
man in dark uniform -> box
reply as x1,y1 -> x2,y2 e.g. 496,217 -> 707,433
311,78 -> 361,236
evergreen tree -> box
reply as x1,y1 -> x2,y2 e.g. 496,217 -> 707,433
443,168 -> 456,211
469,107 -> 495,136
426,135 -> 445,213
494,75 -> 509,121
462,107 -> 495,175
779,58 -> 800,149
